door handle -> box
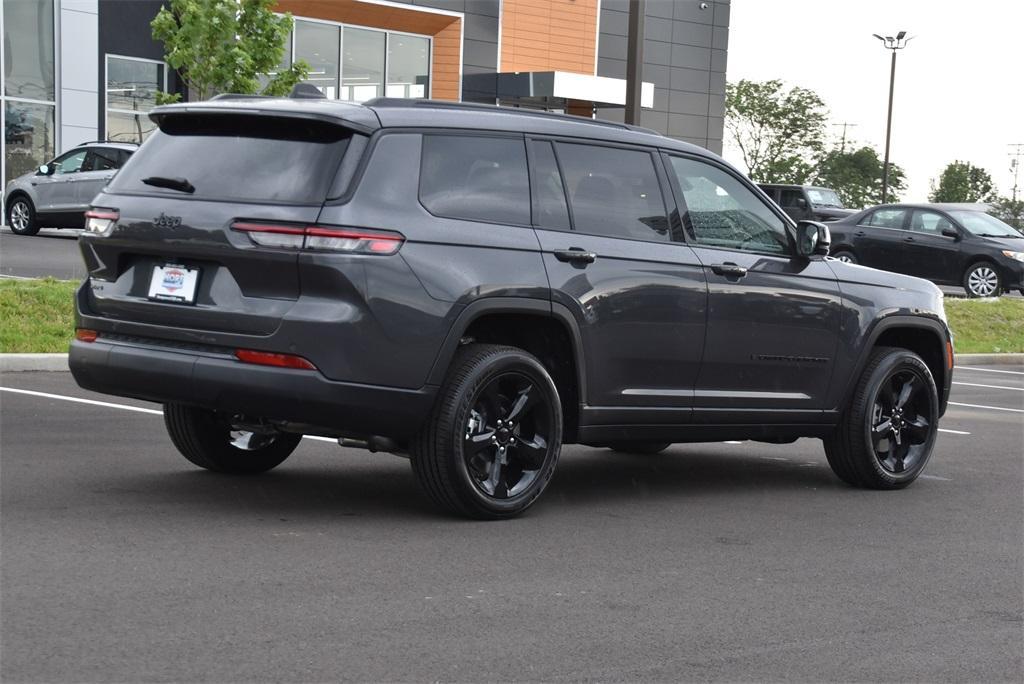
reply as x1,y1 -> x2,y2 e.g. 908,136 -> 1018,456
553,248 -> 597,264
854,231 -> 866,237
903,236 -> 915,242
711,262 -> 748,277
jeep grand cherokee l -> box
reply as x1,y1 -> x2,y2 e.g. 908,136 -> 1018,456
69,95 -> 954,519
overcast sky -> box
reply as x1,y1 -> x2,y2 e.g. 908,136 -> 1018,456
723,0 -> 1024,203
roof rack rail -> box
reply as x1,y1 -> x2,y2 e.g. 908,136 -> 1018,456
210,93 -> 275,101
72,139 -> 140,146
362,98 -> 663,136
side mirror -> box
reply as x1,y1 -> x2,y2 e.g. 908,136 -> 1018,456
38,164 -> 54,176
941,227 -> 960,239
795,197 -> 808,209
796,220 -> 831,257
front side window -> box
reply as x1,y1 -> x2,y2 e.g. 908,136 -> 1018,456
51,149 -> 87,174
556,143 -> 669,241
864,208 -> 907,229
667,156 -> 790,254
106,56 -> 165,143
911,210 -> 954,235
420,135 -> 530,225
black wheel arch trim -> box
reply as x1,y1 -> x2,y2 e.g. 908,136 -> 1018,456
840,314 -> 952,416
425,296 -> 588,404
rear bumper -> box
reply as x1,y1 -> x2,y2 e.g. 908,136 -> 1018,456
69,337 -> 437,439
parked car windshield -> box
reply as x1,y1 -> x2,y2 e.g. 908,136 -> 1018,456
949,210 -> 1022,238
807,188 -> 842,207
108,114 -> 351,204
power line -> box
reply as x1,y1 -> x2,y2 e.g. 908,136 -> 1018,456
1010,143 -> 1023,203
832,122 -> 858,152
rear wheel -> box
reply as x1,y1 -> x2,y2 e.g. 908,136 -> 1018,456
824,347 -> 938,489
963,262 -> 1002,297
7,196 -> 38,236
606,442 -> 671,455
831,250 -> 857,264
163,404 -> 301,474
410,344 -> 562,519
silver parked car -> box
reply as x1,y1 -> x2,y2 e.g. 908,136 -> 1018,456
4,141 -> 138,236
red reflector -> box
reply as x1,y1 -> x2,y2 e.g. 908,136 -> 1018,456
75,329 -> 99,343
235,349 -> 317,370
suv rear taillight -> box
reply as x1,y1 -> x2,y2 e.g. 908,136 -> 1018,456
231,222 -> 404,255
85,209 -> 119,235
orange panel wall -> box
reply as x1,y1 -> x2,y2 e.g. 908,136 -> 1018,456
275,0 -> 461,101
500,0 -> 598,75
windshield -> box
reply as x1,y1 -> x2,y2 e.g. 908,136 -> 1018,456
108,113 -> 350,204
949,210 -> 1022,238
807,188 -> 843,208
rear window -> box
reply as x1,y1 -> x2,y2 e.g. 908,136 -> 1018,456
108,114 -> 351,204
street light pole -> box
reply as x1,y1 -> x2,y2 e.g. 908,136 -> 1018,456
873,31 -> 911,204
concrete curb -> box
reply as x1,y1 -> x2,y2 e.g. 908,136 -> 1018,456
1,352 -> 1022,373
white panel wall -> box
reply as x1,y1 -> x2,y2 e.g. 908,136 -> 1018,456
59,0 -> 99,151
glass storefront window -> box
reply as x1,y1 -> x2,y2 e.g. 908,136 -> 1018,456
296,20 -> 340,99
3,0 -> 55,100
342,27 -> 385,102
4,100 -> 55,184
386,34 -> 429,99
105,56 -> 165,144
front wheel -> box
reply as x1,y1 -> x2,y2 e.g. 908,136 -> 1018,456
824,347 -> 939,489
410,344 -> 562,519
163,404 -> 301,474
7,196 -> 39,236
963,262 -> 1002,297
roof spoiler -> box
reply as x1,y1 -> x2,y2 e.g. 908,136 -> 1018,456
290,83 -> 327,99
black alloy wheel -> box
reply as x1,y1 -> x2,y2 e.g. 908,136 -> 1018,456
868,369 -> 934,475
411,344 -> 563,519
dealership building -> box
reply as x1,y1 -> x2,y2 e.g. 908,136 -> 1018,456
2,0 -> 729,187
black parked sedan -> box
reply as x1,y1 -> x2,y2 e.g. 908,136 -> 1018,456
827,203 -> 1024,297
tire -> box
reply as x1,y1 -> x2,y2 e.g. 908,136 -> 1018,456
410,344 -> 563,519
963,261 -> 1002,297
831,250 -> 857,264
163,403 -> 301,474
7,195 -> 39,236
606,442 -> 672,455
824,347 -> 939,489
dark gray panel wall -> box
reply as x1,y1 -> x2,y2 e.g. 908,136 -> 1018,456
596,0 -> 729,153
97,0 -> 183,137
404,0 -> 500,76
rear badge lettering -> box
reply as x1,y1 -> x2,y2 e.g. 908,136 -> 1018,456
153,213 -> 182,229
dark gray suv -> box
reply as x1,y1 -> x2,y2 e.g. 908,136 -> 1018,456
69,95 -> 954,519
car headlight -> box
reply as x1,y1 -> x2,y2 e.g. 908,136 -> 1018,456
1002,250 -> 1024,263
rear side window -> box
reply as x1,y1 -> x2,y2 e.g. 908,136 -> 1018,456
555,142 -> 669,241
864,208 -> 907,229
108,114 -> 351,204
419,134 -> 530,225
84,148 -> 121,171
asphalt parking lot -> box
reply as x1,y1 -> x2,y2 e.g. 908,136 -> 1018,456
1,364 -> 1021,682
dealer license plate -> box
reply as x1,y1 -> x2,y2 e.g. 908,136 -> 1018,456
148,264 -> 199,303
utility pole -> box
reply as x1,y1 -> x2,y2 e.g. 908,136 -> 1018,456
832,122 -> 858,153
1010,143 -> 1023,203
624,0 -> 645,126
873,32 -> 912,204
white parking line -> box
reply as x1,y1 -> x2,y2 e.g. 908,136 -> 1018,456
0,386 -> 343,445
953,381 -> 1024,392
938,428 -> 971,435
957,366 -> 1024,376
948,401 -> 1024,414
0,387 -> 163,414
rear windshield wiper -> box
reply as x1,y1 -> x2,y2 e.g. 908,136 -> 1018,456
141,176 -> 195,194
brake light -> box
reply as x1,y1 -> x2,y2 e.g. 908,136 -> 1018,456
85,209 -> 119,235
234,349 -> 317,370
75,328 -> 99,343
230,222 -> 404,254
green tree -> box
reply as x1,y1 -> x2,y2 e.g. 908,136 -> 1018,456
725,79 -> 829,184
151,0 -> 308,102
928,161 -> 998,203
813,145 -> 907,209
990,197 -> 1024,232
